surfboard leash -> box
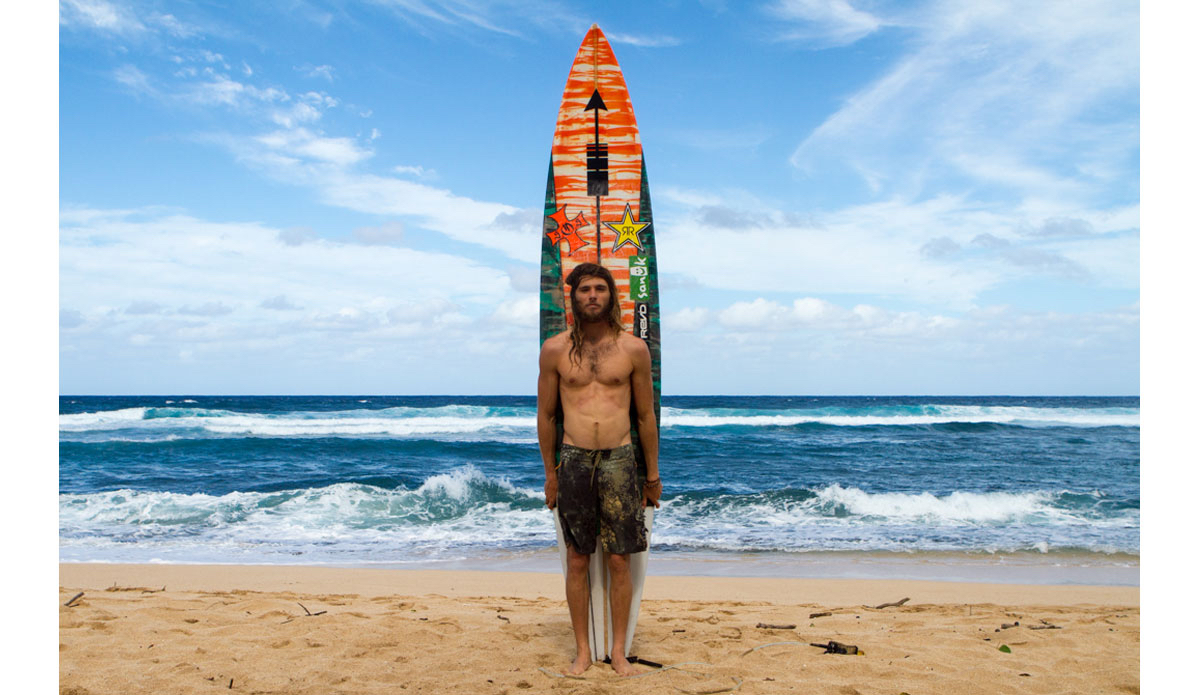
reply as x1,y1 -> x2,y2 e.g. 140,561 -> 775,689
602,655 -> 662,668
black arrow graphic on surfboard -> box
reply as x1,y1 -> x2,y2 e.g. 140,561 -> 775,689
585,88 -> 608,262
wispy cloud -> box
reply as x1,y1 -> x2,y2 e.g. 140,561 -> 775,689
261,296 -> 303,311
366,0 -> 574,38
253,128 -> 372,167
656,186 -> 1137,307
607,32 -> 682,48
350,222 -> 406,246
299,64 -> 336,82
61,0 -> 198,38
767,0 -> 884,47
666,299 -> 1139,394
113,64 -> 155,97
790,0 -> 1139,209
100,26 -> 534,263
60,0 -> 146,35
110,45 -> 343,132
59,208 -> 530,366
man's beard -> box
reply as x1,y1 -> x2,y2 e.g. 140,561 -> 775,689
572,296 -> 613,325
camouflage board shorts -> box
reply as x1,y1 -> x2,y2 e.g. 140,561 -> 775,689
556,443 -> 648,556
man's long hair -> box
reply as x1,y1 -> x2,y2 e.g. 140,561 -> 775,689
566,262 -> 623,367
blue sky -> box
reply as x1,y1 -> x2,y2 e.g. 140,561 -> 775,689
56,0 -> 1140,395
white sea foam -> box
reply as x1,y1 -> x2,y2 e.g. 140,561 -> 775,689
59,407 -> 150,430
59,405 -> 538,439
59,467 -> 543,531
651,486 -> 1138,555
60,403 -> 1137,441
200,414 -> 534,437
59,472 -> 1138,566
660,405 -> 1139,428
809,484 -> 1058,523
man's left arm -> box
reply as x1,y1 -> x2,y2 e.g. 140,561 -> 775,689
629,337 -> 661,507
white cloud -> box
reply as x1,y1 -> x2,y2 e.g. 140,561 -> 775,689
387,298 -> 462,324
261,295 -> 302,311
790,0 -> 1138,210
304,171 -> 530,260
58,208 -> 523,369
769,0 -> 883,46
367,0 -> 579,38
125,301 -> 166,315
351,222 -> 406,246
204,119 -> 530,260
60,0 -> 145,35
714,296 -> 954,336
115,52 -> 340,131
658,192 -> 999,306
179,302 -> 234,317
93,41 -> 540,264
61,1 -> 200,39
186,74 -> 288,108
664,307 -> 711,332
301,64 -> 336,82
607,33 -> 682,48
656,186 -> 1137,307
719,298 -> 795,329
113,64 -> 154,96
254,128 -> 373,167
153,13 -> 196,38
60,309 -> 87,329
488,295 -> 539,327
664,297 -> 1137,394
394,164 -> 434,178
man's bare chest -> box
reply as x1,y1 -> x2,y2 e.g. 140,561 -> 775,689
558,340 -> 631,388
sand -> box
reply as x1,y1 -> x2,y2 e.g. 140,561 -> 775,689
59,563 -> 1138,694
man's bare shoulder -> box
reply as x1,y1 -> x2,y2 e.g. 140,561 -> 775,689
540,331 -> 570,358
618,331 -> 651,359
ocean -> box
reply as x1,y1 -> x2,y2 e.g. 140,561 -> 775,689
59,396 -> 1139,585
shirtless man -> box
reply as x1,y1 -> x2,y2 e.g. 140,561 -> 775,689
537,262 -> 662,677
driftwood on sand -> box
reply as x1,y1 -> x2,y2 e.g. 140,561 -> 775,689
297,602 -> 327,616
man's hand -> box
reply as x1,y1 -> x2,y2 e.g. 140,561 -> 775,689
642,478 -> 662,508
545,477 -> 558,510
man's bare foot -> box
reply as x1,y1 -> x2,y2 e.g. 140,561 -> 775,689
567,652 -> 591,676
610,654 -> 637,677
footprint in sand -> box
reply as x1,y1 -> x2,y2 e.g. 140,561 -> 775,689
432,618 -> 464,633
503,626 -> 535,643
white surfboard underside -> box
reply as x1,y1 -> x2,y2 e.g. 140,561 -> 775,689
553,507 -> 654,661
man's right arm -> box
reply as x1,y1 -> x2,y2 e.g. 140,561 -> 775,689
536,338 -> 561,509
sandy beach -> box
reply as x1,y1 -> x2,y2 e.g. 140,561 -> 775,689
59,563 -> 1138,694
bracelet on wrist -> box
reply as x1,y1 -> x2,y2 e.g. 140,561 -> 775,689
644,477 -> 660,485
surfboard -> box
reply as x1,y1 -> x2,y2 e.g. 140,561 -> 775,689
541,24 -> 661,663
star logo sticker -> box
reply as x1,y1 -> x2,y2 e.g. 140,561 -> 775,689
604,204 -> 649,253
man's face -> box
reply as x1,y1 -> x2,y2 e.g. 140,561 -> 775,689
572,275 -> 612,323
